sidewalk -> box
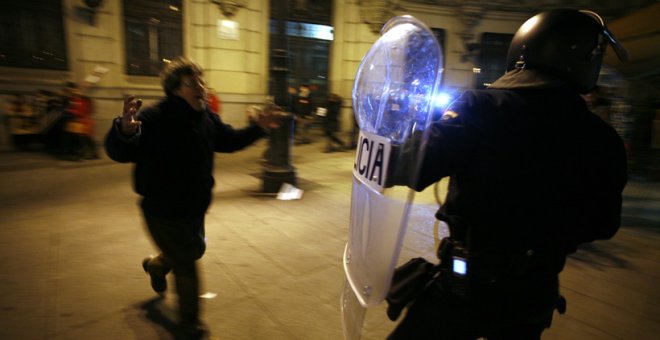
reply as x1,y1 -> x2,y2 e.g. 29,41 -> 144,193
0,149 -> 113,172
0,140 -> 658,339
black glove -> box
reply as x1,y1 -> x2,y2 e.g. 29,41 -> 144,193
385,257 -> 440,321
384,130 -> 424,189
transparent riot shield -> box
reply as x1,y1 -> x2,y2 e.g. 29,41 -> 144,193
341,15 -> 443,340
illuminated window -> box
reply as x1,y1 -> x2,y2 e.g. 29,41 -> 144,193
269,20 -> 333,97
284,21 -> 334,41
0,1 -> 67,70
123,0 -> 183,76
269,0 -> 333,97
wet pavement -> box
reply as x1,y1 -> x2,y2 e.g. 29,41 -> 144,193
0,140 -> 658,339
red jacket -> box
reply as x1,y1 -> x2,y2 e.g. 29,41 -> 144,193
66,95 -> 94,135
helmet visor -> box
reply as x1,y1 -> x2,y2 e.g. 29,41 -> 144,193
580,10 -> 629,62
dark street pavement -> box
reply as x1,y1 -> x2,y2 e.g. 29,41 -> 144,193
0,140 -> 658,339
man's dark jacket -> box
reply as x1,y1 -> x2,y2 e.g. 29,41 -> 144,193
105,96 -> 264,218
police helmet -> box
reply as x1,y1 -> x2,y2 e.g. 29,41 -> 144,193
506,9 -> 628,94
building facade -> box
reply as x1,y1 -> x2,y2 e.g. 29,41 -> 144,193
0,0 -> 656,149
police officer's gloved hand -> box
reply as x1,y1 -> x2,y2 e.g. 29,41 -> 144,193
384,130 -> 424,189
385,257 -> 439,321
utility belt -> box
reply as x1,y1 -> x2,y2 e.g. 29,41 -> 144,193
437,237 -> 565,299
386,237 -> 567,321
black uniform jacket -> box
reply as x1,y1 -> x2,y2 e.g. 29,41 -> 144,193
416,69 -> 627,258
105,96 -> 264,218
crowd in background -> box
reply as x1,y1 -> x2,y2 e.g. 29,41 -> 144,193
2,81 -> 98,161
2,79 -> 636,162
289,83 -> 357,152
2,80 -> 359,160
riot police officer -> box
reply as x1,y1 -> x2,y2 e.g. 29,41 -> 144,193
388,9 -> 629,339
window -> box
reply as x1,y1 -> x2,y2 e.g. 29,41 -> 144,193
282,21 -> 332,89
475,33 -> 514,89
0,1 -> 67,70
269,0 -> 333,100
123,0 -> 183,76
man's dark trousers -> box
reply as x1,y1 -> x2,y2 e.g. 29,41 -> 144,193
142,212 -> 206,322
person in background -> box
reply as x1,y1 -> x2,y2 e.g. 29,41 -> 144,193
308,84 -> 325,114
293,84 -> 313,144
60,83 -> 97,160
206,87 -> 221,116
37,90 -> 66,154
105,57 -> 280,338
286,85 -> 298,111
32,90 -> 50,125
56,82 -> 77,158
322,93 -> 345,152
77,91 -> 98,160
348,111 -> 359,149
6,94 -> 31,149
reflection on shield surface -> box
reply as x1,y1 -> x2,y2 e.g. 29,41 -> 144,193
341,14 -> 444,339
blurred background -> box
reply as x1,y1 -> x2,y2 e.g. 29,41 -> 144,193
0,0 -> 658,163
0,2 -> 658,339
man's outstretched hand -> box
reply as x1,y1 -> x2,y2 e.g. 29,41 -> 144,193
120,95 -> 142,136
252,104 -> 283,131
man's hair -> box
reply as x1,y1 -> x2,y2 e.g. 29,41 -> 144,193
161,57 -> 204,97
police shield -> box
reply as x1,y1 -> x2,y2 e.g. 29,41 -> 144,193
341,15 -> 443,339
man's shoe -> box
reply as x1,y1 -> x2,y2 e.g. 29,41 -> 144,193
142,256 -> 167,295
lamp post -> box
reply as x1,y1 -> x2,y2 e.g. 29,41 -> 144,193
261,0 -> 297,193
